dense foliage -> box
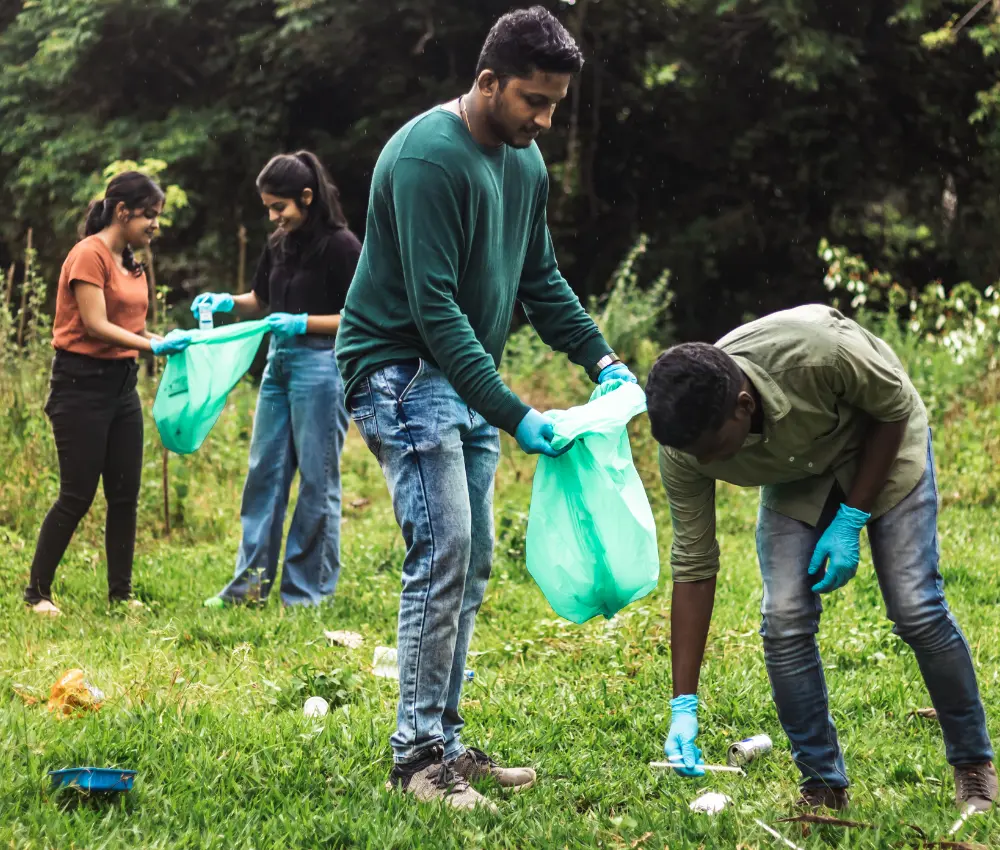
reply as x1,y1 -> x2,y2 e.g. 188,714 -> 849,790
1,0 -> 999,338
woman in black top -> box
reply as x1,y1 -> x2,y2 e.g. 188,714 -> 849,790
193,151 -> 361,607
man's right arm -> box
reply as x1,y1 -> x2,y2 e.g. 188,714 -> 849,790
659,447 -> 721,695
392,157 -> 530,435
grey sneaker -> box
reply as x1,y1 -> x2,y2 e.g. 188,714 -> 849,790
955,762 -> 998,812
388,748 -> 497,813
450,747 -> 536,791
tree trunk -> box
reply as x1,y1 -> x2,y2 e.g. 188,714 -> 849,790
17,229 -> 32,347
4,262 -> 14,307
236,225 -> 248,294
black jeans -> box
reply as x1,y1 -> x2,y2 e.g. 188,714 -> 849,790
24,351 -> 144,604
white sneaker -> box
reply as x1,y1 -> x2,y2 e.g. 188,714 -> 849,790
30,600 -> 61,617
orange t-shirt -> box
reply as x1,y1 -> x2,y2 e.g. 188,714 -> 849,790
52,235 -> 149,360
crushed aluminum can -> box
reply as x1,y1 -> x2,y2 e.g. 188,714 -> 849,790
727,734 -> 773,767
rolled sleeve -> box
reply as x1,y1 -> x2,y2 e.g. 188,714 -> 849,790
830,338 -> 916,422
659,446 -> 720,581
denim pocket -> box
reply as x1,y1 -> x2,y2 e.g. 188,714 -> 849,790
347,378 -> 375,420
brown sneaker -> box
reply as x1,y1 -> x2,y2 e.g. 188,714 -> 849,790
795,786 -> 849,811
388,748 -> 497,813
955,762 -> 998,813
450,747 -> 537,791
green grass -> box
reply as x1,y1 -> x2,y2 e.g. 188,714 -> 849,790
2,378 -> 1000,849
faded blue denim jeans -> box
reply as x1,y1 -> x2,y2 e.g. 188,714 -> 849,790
219,335 -> 349,607
757,432 -> 992,789
347,360 -> 500,765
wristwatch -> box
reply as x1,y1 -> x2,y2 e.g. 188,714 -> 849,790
589,352 -> 621,383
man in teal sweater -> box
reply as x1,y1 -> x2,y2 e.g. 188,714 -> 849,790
337,6 -> 634,811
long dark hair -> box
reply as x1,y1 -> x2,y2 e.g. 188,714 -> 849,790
82,171 -> 165,275
256,151 -> 348,257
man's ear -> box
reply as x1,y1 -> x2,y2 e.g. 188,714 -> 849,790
477,69 -> 500,99
735,389 -> 756,419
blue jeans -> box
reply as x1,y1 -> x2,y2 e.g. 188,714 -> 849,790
348,360 -> 500,764
220,336 -> 349,607
757,433 -> 992,788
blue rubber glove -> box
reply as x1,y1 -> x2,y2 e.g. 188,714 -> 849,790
150,329 -> 193,357
598,362 -> 638,384
808,503 -> 871,593
514,409 -> 569,458
190,292 -> 234,316
267,312 -> 308,340
665,694 -> 705,777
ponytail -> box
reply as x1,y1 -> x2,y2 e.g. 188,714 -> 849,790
80,171 -> 165,275
84,198 -> 112,237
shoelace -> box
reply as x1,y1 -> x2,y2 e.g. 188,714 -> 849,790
430,761 -> 469,794
466,747 -> 498,769
958,766 -> 992,800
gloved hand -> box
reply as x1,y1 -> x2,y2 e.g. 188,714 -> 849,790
665,693 -> 705,777
808,503 -> 871,593
150,329 -> 193,357
190,292 -> 234,315
514,408 -> 569,458
267,312 -> 309,340
598,362 -> 638,385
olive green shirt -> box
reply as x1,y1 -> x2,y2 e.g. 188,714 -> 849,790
659,305 -> 928,582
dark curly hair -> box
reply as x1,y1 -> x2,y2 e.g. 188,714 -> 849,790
645,343 -> 744,448
476,6 -> 584,83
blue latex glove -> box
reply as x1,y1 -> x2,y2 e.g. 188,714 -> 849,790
267,312 -> 308,340
150,329 -> 193,356
665,694 -> 705,777
598,362 -> 638,384
190,292 -> 234,316
514,409 -> 569,458
808,503 -> 871,593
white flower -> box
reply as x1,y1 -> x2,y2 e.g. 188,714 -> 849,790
823,249 -> 834,262
910,320 -> 921,333
989,304 -> 999,319
955,297 -> 965,312
936,314 -> 946,330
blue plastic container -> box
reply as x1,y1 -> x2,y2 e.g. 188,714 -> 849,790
48,767 -> 136,794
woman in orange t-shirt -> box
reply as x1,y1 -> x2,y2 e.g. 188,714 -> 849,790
24,171 -> 193,616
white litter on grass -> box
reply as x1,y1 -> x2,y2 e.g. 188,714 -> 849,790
372,646 -> 399,679
689,791 -> 730,814
753,818 -> 804,850
303,696 -> 329,718
948,802 -> 979,836
324,630 -> 364,649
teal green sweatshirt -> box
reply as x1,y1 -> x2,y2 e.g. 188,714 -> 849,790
335,107 -> 612,435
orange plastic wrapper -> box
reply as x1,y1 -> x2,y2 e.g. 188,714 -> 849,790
47,669 -> 104,717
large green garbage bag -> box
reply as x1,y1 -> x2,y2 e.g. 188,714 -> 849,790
153,320 -> 269,455
525,380 -> 659,624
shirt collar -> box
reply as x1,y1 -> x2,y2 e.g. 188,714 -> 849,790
730,354 -> 791,445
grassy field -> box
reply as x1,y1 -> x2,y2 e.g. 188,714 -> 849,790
2,356 -> 1000,850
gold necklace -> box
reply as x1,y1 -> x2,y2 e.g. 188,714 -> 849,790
459,95 -> 473,135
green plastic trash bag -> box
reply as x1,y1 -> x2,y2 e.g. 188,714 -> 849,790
525,380 -> 659,624
153,320 -> 269,455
